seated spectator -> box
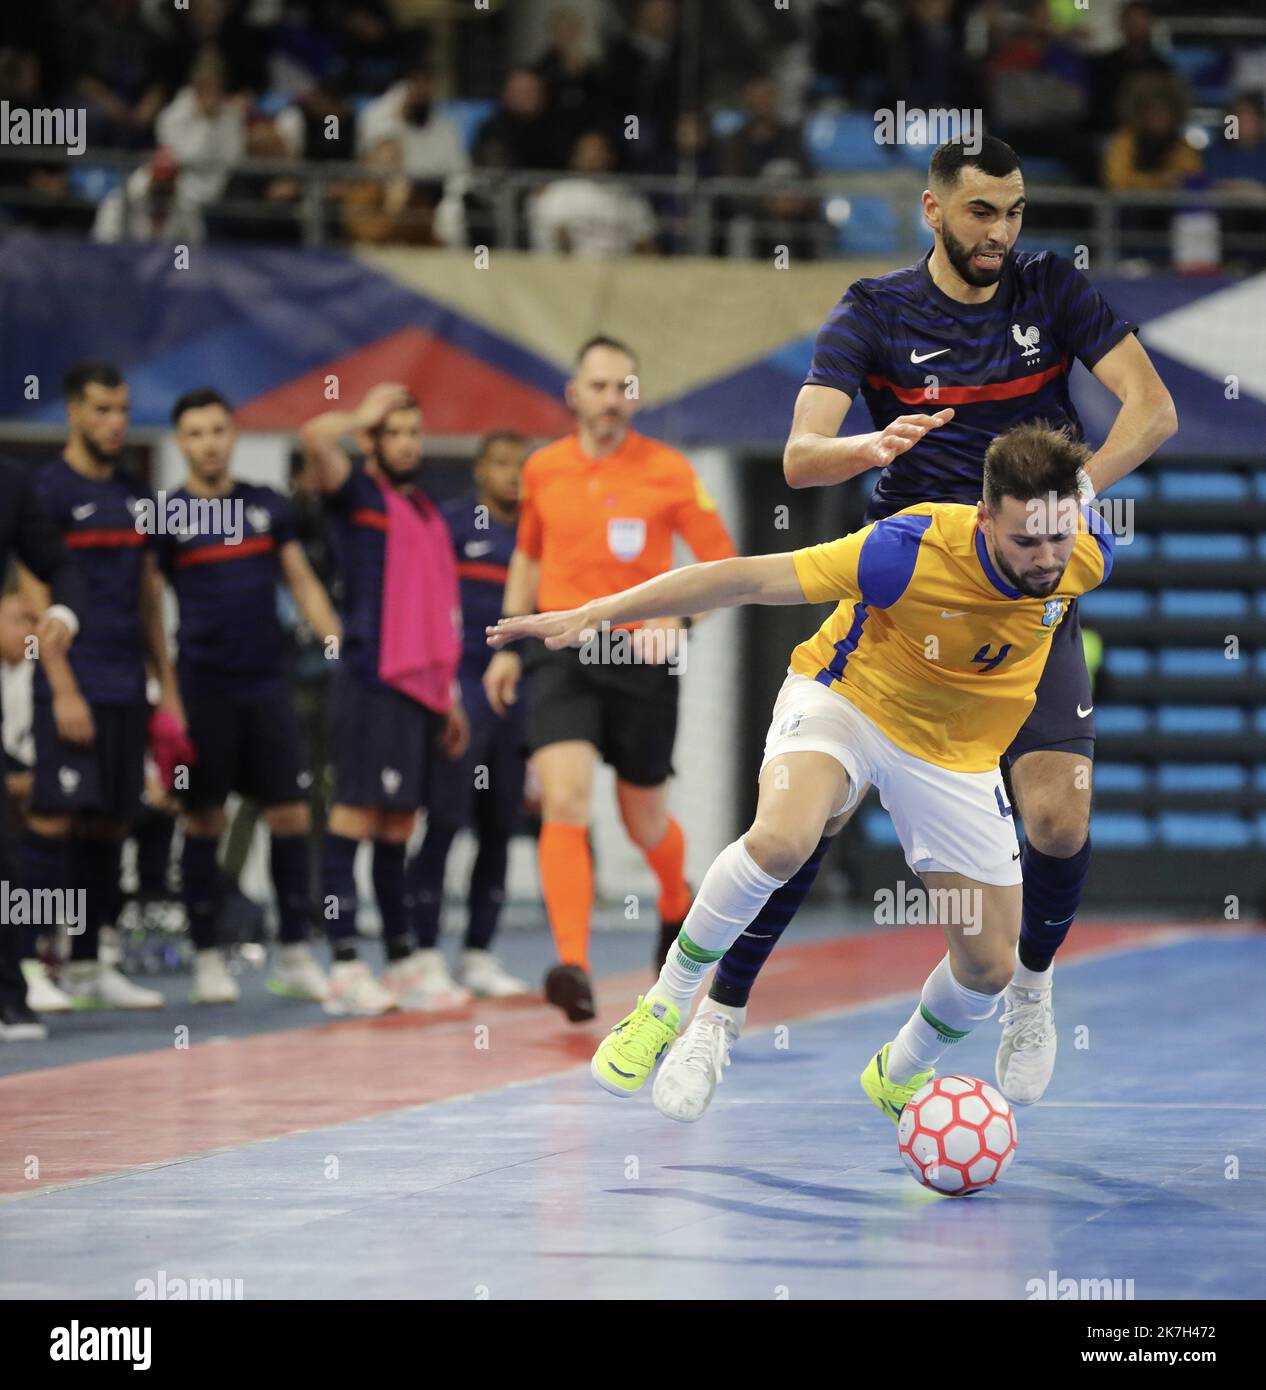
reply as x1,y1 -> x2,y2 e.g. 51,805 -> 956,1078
535,5 -> 611,160
810,0 -> 888,108
530,130 -> 656,257
896,0 -> 980,112
340,137 -> 438,246
1206,93 -> 1266,191
308,1 -> 401,93
717,77 -> 821,261
474,68 -> 569,171
1086,1 -> 1173,136
155,0 -> 262,98
69,0 -> 169,148
91,147 -> 206,244
1103,73 -> 1204,191
603,0 -> 682,166
155,48 -> 246,205
0,46 -> 79,233
211,113 -> 306,245
278,76 -> 358,165
357,60 -> 468,182
644,109 -> 720,253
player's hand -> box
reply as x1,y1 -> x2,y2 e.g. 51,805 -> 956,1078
442,705 -> 470,760
34,614 -> 74,660
487,608 -> 597,654
53,691 -> 95,747
482,649 -> 522,717
355,383 -> 412,432
857,409 -> 954,470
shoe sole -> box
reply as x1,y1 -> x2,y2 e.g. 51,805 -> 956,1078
589,1056 -> 642,1097
189,993 -> 240,1005
71,998 -> 164,1011
268,980 -> 329,1003
545,972 -> 596,1023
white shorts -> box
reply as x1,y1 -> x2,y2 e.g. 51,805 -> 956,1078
760,672 -> 1022,886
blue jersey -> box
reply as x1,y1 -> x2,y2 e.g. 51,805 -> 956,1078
31,458 -> 155,705
441,495 -> 515,676
805,249 -> 1137,520
154,481 -> 296,690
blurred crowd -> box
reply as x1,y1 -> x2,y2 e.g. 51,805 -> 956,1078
0,0 -> 1263,258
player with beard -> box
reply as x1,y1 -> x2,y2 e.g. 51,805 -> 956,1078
153,389 -> 341,1007
300,385 -> 468,1016
651,135 -> 1176,1122
19,362 -> 190,1010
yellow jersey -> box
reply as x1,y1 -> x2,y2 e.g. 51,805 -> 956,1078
790,502 -> 1114,772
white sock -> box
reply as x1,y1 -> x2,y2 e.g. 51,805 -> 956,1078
1011,957 -> 1052,991
699,998 -> 747,1033
887,953 -> 1004,1085
648,838 -> 785,1014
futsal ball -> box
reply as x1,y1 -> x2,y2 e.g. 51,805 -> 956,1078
897,1075 -> 1017,1196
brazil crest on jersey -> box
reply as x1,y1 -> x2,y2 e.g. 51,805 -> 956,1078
790,502 -> 1114,772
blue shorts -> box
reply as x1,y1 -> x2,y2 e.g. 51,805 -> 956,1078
179,670 -> 310,811
30,698 -> 148,822
1004,598 -> 1095,764
428,671 -> 526,833
328,665 -> 443,811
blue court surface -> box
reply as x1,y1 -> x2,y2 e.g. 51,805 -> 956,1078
2,930 -> 1261,1300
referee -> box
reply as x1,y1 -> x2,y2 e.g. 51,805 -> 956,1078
483,336 -> 736,1023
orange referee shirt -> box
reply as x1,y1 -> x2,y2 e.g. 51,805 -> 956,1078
517,429 -> 736,616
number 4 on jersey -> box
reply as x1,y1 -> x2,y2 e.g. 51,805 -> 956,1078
972,642 -> 1012,672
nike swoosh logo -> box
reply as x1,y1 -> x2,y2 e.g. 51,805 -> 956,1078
607,1063 -> 636,1078
1043,914 -> 1074,927
1077,704 -> 1093,717
1012,850 -> 1021,860
72,504 -> 96,520
910,348 -> 951,363
941,610 -> 967,619
465,540 -> 494,557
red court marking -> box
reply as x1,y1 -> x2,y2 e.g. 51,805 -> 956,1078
0,922 -> 1194,1198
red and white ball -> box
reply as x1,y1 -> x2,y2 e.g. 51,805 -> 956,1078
897,1075 -> 1017,1195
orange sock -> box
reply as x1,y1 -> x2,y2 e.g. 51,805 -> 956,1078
644,817 -> 693,922
539,823 -> 593,968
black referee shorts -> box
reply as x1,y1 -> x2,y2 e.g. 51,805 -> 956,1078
522,642 -> 679,787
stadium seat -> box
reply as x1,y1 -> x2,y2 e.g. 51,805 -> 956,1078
1255,707 -> 1266,734
1095,762 -> 1150,792
805,112 -> 891,172
1166,46 -> 1232,104
441,99 -> 496,152
254,92 -> 292,118
67,165 -> 123,201
1095,706 -> 1152,734
1104,647 -> 1152,677
861,809 -> 901,846
1158,648 -> 1246,678
1158,764 -> 1247,792
1158,472 -> 1249,502
1159,589 -> 1247,617
830,195 -> 900,254
710,108 -> 745,139
1078,589 -> 1152,619
1112,532 -> 1154,559
1104,472 -> 1154,499
1158,533 -> 1251,561
1159,813 -> 1252,848
1158,707 -> 1246,735
896,140 -> 935,172
1254,766 -> 1266,792
1089,812 -> 1154,847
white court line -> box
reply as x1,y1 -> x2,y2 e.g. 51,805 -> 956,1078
716,1099 -> 1266,1111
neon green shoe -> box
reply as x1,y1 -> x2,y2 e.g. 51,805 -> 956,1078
860,1042 -> 934,1125
591,995 -> 682,1097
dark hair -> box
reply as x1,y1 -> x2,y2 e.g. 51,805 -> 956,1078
983,422 -> 1090,510
64,360 -> 123,401
475,429 -> 528,463
929,135 -> 1021,190
171,387 -> 233,425
575,335 -> 638,371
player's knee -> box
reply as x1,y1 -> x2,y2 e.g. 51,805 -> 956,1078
743,823 -> 816,880
1023,805 -> 1089,858
539,787 -> 590,824
263,802 -> 309,837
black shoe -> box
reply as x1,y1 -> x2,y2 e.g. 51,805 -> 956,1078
544,964 -> 595,1023
0,999 -> 49,1042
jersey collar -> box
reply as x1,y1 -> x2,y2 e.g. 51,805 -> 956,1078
974,524 -> 1024,598
918,250 -> 1013,318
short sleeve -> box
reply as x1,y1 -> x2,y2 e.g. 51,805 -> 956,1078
793,510 -> 932,606
1042,253 -> 1137,371
516,458 -> 543,559
270,490 -> 298,547
1072,503 -> 1115,591
792,528 -> 870,604
670,458 -> 735,563
322,463 -> 363,516
802,287 -> 882,398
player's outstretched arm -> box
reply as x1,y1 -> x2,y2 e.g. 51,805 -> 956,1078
487,554 -> 804,651
299,382 -> 411,494
783,384 -> 954,489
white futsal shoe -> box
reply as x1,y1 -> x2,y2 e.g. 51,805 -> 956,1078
653,1008 -> 741,1123
21,959 -> 73,1013
458,949 -> 529,998
996,982 -> 1057,1104
62,961 -> 165,1010
189,948 -> 240,1005
324,960 -> 398,1017
268,943 -> 331,1002
383,949 -> 471,1011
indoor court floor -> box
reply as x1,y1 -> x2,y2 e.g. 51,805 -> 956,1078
2,918 -> 1262,1300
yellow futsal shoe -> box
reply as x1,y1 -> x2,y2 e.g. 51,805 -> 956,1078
591,995 -> 682,1097
861,1042 -> 934,1125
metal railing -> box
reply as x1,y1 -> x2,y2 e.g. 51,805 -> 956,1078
1,144 -> 1263,265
